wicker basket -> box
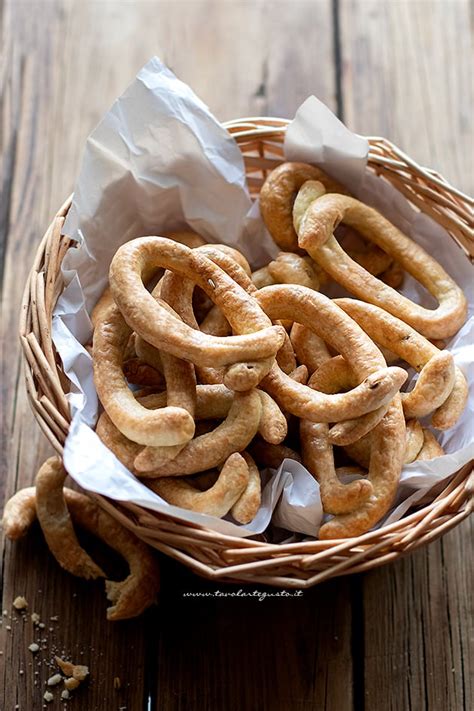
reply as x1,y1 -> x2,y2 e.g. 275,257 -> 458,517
19,117 -> 473,587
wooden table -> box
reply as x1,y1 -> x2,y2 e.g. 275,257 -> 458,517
1,2 -> 472,709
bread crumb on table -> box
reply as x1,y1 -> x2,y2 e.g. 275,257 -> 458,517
13,596 -> 28,610
47,673 -> 63,686
43,691 -> 54,702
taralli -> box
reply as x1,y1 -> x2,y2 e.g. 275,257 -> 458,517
109,236 -> 285,371
335,299 -> 467,428
134,389 -> 262,475
2,487 -> 38,540
91,286 -> 115,328
289,323 -> 331,374
307,358 -> 390,447
275,330 -> 298,375
417,429 -> 445,460
3,486 -> 159,620
292,179 -> 326,234
301,366 -> 374,514
267,252 -> 320,291
35,457 -> 104,579
301,416 -> 373,515
256,389 -> 288,445
249,441 -> 302,469
256,285 -> 407,422
93,305 -> 196,446
289,364 -> 309,385
404,419 -> 425,463
380,259 -> 404,289
163,230 -> 206,249
158,270 -> 198,446
296,190 -> 467,338
149,453 -> 250,518
135,336 -> 164,373
96,410 -> 141,470
344,418 -> 425,468
319,395 -> 406,539
230,452 -> 262,524
251,266 -> 275,289
259,162 -> 348,251
98,382 -> 285,471
122,358 -> 165,388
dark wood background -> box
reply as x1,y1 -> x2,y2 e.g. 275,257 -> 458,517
1,1 -> 472,709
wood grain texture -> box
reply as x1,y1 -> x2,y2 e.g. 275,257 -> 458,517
340,2 -> 473,710
1,1 -> 472,710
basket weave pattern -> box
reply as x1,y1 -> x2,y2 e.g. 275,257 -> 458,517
19,118 -> 473,587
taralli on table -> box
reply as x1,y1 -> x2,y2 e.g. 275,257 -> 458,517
335,299 -> 467,428
256,284 -> 407,422
259,161 -> 348,252
2,487 -> 38,540
2,485 -> 159,620
295,188 -> 467,338
35,457 -> 104,579
149,452 -> 250,518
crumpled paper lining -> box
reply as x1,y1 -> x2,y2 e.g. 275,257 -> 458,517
53,57 -> 473,540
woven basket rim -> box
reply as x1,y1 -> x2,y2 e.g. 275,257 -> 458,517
18,118 -> 473,586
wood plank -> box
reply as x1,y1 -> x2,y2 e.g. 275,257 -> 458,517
340,1 -> 473,708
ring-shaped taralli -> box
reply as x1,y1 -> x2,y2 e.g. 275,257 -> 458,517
35,457 -> 105,579
259,162 -> 349,252
417,429 -> 445,460
230,452 -> 262,524
93,304 -> 196,446
319,394 -> 406,539
297,193 -> 467,338
115,385 -> 286,471
300,368 -> 374,515
334,299 -> 467,428
267,252 -> 320,291
2,486 -> 160,620
148,452 -> 250,518
109,236 -> 286,369
344,418 -> 425,467
134,389 -> 262,476
289,323 -> 331,374
307,358 -> 391,446
256,285 -> 407,422
158,243 -> 280,391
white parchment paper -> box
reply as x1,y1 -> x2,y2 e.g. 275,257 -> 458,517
54,58 -> 473,540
